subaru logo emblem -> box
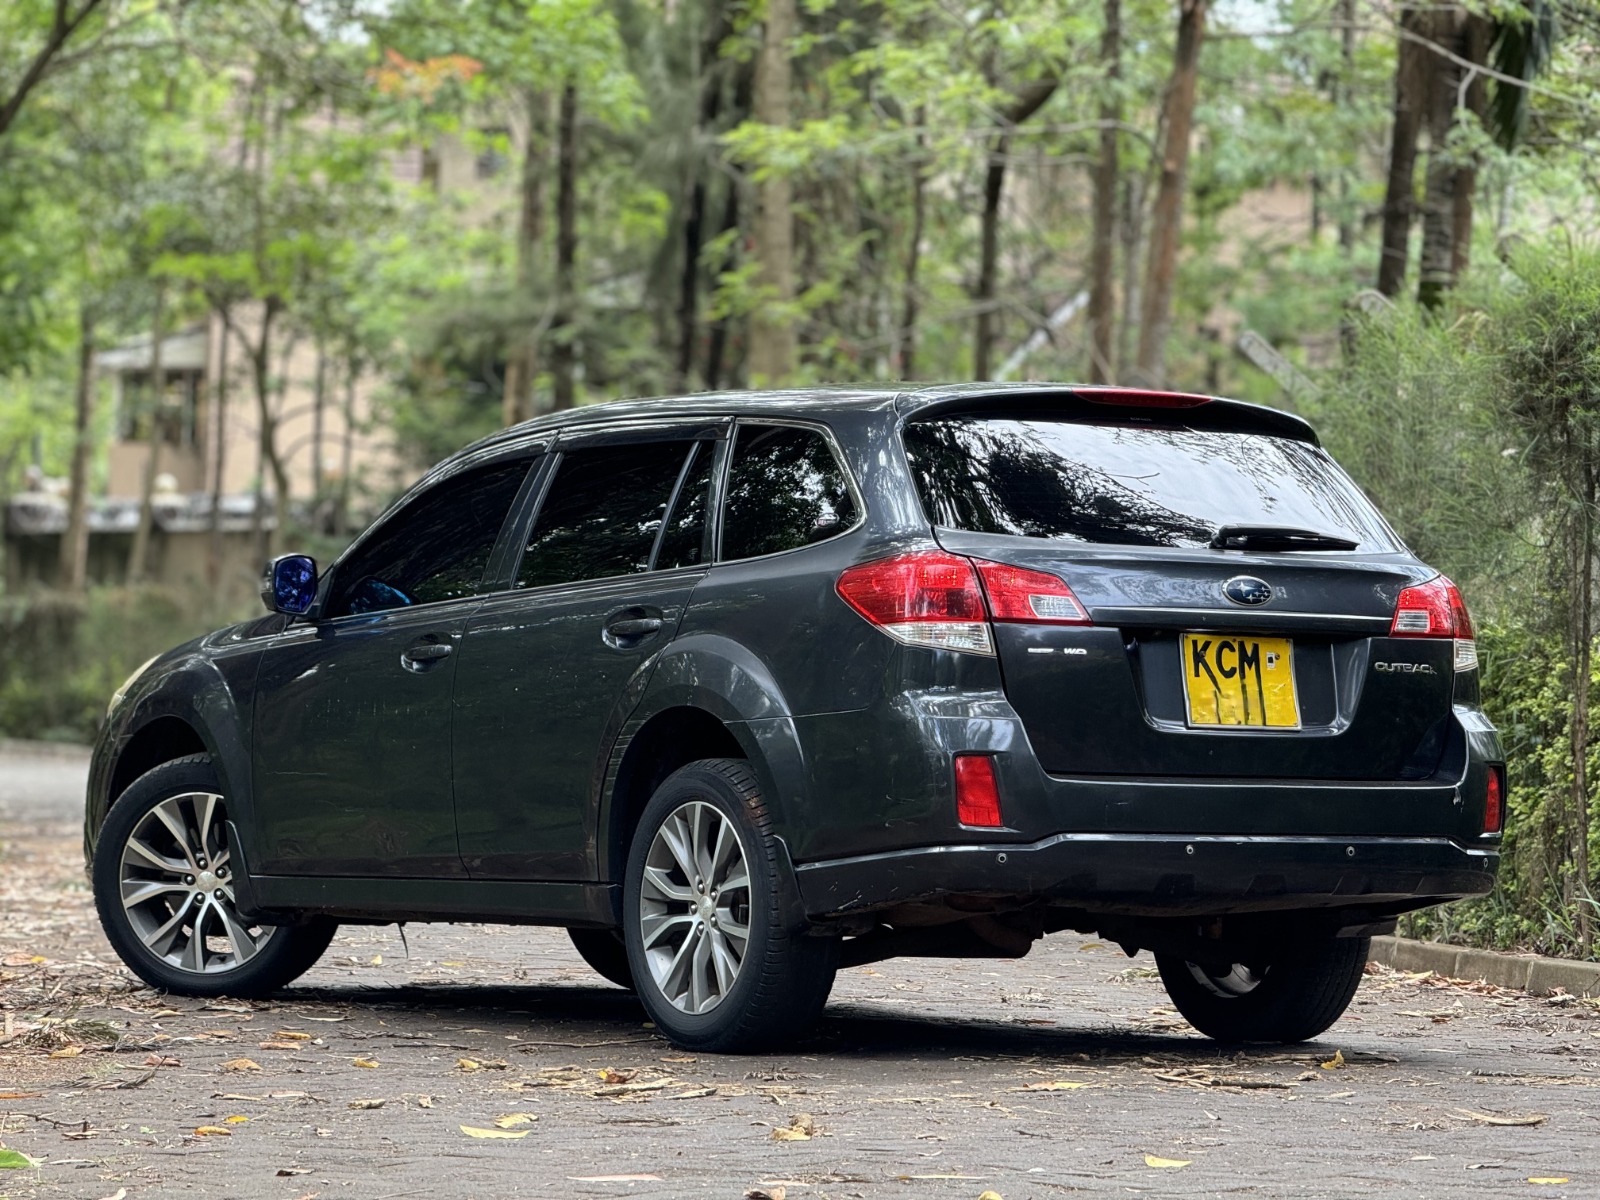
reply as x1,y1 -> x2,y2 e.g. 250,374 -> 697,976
1223,576 -> 1273,606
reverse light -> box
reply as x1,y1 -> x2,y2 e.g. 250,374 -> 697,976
1484,764 -> 1506,835
835,551 -> 994,655
974,560 -> 1091,624
1391,574 -> 1477,671
954,754 -> 1005,828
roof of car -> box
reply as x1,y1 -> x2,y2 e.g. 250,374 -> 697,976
457,382 -> 1315,460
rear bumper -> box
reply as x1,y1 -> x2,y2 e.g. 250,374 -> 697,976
795,832 -> 1499,920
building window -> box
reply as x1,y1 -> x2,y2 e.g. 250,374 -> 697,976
475,127 -> 510,179
117,369 -> 202,448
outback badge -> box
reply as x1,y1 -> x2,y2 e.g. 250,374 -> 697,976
1223,575 -> 1273,606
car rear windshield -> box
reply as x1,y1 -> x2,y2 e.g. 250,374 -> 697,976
901,415 -> 1401,551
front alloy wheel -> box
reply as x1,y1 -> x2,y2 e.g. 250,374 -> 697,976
94,755 -> 337,998
118,790 -> 273,974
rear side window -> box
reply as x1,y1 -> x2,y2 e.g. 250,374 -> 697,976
518,442 -> 692,588
721,424 -> 859,561
902,417 -> 1400,551
328,458 -> 532,617
655,441 -> 716,571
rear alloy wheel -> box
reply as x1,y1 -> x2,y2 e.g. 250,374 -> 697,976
1155,935 -> 1371,1044
93,756 -> 337,998
624,759 -> 837,1052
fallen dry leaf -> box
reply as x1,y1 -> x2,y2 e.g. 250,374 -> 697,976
668,1087 -> 717,1099
223,1115 -> 249,1125
194,1125 -> 233,1137
460,1125 -> 531,1140
415,1095 -> 435,1108
274,1031 -> 312,1041
49,1045 -> 84,1058
144,1055 -> 180,1068
979,1193 -> 1004,1200
348,1099 -> 385,1110
352,1057 -> 379,1069
0,1092 -> 40,1100
457,1057 -> 510,1072
1145,1155 -> 1191,1169
598,1067 -> 638,1084
96,1190 -> 127,1200
771,1113 -> 816,1142
493,1113 -> 538,1128
1320,1049 -> 1346,1070
221,1058 -> 261,1072
258,1041 -> 301,1050
1528,1179 -> 1570,1186
1455,1110 -> 1548,1127
1022,1080 -> 1090,1091
746,1189 -> 786,1200
276,1167 -> 310,1176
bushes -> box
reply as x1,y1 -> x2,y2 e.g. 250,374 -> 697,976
0,586 -> 227,743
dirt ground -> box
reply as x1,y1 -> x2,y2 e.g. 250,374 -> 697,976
4,746 -> 1600,1199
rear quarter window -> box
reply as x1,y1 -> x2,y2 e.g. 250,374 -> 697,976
902,416 -> 1400,551
720,423 -> 859,560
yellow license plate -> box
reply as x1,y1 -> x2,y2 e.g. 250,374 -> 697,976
1182,634 -> 1300,729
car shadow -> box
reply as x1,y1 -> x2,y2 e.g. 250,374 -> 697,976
270,981 -> 1350,1066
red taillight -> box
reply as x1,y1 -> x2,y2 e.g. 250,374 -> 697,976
835,551 -> 993,654
954,754 -> 1004,828
1391,574 -> 1477,670
973,560 -> 1091,624
1484,764 -> 1505,835
1075,386 -> 1213,409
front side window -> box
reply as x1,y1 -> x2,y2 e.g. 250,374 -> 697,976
327,458 -> 533,618
517,441 -> 694,589
720,424 -> 859,561
901,416 -> 1400,551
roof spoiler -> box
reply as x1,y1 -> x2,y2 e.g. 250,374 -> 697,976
898,385 -> 1319,445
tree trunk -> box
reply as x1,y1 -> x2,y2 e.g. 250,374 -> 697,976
311,337 -> 326,497
127,283 -> 168,585
503,88 -> 548,426
747,0 -> 797,384
676,12 -> 732,392
704,181 -> 741,390
1087,0 -> 1121,384
337,360 -> 356,536
1451,16 -> 1492,284
1337,0 -> 1357,252
974,80 -> 1060,381
899,110 -> 928,380
59,301 -> 95,592
1377,4 -> 1430,297
550,81 -> 579,411
1135,0 -> 1207,386
1116,173 -> 1143,379
1572,482 -> 1595,955
1416,8 -> 1468,309
207,307 -> 230,590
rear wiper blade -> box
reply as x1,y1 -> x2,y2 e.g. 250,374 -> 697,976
1209,524 -> 1359,552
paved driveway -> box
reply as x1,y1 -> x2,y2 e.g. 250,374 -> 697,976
2,746 -> 1597,1199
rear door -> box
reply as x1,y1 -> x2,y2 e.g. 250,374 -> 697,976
902,409 -> 1455,782
451,429 -> 719,880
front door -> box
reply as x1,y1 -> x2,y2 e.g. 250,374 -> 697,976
251,456 -> 534,877
453,436 -> 717,880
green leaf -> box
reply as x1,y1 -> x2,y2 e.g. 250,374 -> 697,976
0,1149 -> 41,1169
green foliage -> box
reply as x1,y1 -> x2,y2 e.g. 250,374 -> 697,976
0,586 -> 234,742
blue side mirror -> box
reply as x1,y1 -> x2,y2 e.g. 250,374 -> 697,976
261,554 -> 319,616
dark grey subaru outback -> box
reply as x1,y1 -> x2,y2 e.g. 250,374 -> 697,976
86,384 -> 1503,1051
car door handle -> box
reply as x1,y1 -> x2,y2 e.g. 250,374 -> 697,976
400,641 -> 453,670
605,617 -> 663,638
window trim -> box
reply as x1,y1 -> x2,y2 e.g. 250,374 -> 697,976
713,418 -> 867,565
505,426 -> 724,594
312,444 -> 545,623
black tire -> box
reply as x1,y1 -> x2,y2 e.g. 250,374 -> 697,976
569,928 -> 634,990
1155,935 -> 1371,1044
623,758 -> 837,1053
92,755 -> 338,999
